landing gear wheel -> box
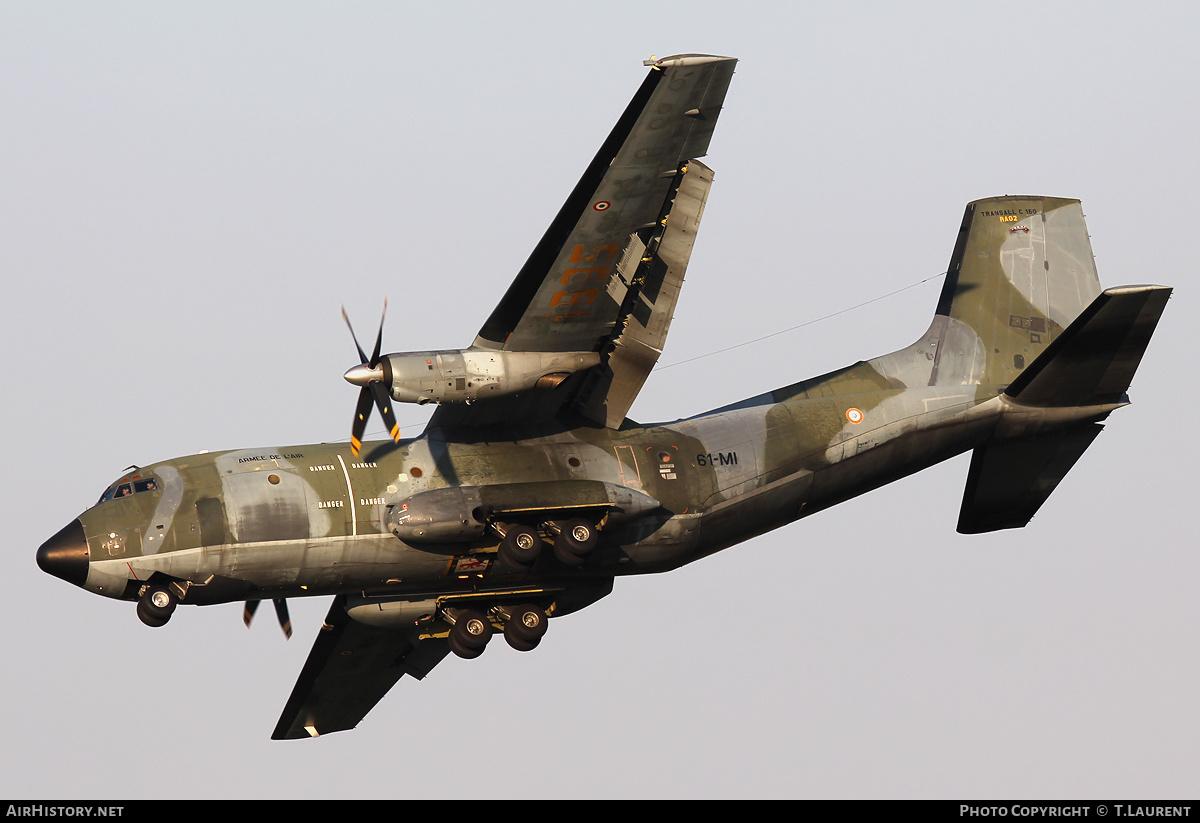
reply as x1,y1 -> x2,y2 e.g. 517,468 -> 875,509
137,585 -> 177,628
448,631 -> 484,659
136,600 -> 169,627
552,541 -> 586,566
504,604 -> 548,652
552,518 -> 597,565
505,633 -> 541,652
449,610 -> 492,659
497,525 -> 543,570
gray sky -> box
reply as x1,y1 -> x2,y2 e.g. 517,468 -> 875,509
4,1 -> 1198,799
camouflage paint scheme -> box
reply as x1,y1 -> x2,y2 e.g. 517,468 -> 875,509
37,55 -> 1170,739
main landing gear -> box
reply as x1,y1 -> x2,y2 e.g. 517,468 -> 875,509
445,602 -> 550,659
493,518 -> 599,572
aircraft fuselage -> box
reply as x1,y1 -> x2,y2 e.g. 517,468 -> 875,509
44,365 -> 1106,613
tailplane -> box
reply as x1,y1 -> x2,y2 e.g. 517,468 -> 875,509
1004,285 -> 1172,407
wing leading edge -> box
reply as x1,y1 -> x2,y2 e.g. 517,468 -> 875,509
431,54 -> 736,430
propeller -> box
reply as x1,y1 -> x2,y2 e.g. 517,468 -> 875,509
243,598 -> 293,639
341,299 -> 401,456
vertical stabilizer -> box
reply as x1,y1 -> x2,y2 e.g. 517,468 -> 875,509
929,196 -> 1101,388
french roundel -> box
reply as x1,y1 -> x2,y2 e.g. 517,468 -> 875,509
593,201 -> 611,211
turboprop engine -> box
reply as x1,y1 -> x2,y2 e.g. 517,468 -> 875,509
339,301 -> 602,454
344,349 -> 601,405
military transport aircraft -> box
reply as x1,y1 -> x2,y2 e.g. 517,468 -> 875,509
37,54 -> 1170,739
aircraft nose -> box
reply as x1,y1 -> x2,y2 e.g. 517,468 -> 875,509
37,519 -> 90,587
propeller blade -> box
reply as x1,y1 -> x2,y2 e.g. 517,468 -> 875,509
370,381 -> 401,443
243,599 -> 292,639
343,298 -> 395,453
351,385 -> 374,456
368,297 -> 388,368
273,598 -> 292,639
341,306 -> 369,365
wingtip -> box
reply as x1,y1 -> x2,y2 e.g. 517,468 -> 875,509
643,53 -> 736,68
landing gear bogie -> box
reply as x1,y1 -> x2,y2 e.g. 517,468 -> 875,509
444,603 -> 551,656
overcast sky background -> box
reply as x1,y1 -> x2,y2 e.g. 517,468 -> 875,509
4,1 -> 1198,799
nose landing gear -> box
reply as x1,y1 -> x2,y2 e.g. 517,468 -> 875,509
136,584 -> 178,628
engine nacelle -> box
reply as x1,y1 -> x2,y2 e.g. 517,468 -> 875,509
377,349 -> 600,405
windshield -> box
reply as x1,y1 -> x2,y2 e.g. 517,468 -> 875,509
97,475 -> 159,504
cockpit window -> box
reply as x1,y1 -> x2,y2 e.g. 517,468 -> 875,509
98,476 -> 159,504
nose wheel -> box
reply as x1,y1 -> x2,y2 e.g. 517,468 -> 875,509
136,585 -> 177,628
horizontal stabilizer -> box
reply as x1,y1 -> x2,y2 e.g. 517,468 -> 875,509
957,422 -> 1104,534
1005,285 -> 1171,406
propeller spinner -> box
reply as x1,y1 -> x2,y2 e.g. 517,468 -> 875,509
341,300 -> 401,456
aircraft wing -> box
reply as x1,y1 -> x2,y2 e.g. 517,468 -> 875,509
431,54 -> 736,430
271,595 -> 450,739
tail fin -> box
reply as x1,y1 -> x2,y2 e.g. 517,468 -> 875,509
929,196 -> 1102,388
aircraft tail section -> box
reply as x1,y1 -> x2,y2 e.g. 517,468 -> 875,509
955,284 -> 1171,533
927,196 -> 1102,388
918,198 -> 1173,533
